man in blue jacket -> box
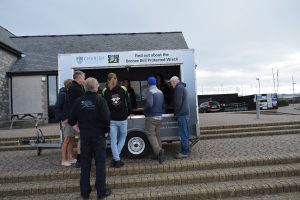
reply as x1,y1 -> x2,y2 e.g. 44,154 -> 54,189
169,76 -> 190,159
144,76 -> 165,164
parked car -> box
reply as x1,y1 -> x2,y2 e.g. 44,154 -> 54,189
199,101 -> 221,113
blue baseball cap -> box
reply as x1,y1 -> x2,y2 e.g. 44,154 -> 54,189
147,76 -> 156,85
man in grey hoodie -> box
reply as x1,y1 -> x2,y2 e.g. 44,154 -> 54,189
169,76 -> 190,159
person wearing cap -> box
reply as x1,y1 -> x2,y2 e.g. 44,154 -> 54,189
144,76 -> 166,164
169,76 -> 190,159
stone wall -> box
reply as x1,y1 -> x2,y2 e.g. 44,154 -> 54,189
0,49 -> 17,122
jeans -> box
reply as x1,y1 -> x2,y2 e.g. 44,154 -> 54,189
177,116 -> 190,155
110,120 -> 128,161
80,131 -> 107,199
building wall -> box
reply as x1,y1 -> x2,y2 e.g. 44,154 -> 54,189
12,76 -> 48,116
0,48 -> 17,121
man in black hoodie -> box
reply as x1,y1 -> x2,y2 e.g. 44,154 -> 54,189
69,77 -> 112,200
68,70 -> 86,168
169,76 -> 190,159
102,73 -> 131,168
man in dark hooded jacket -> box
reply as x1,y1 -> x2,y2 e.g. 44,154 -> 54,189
169,76 -> 190,159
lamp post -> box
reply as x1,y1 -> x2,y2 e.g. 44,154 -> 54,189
255,77 -> 261,119
256,78 -> 261,94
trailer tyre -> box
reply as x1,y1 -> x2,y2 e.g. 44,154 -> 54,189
125,131 -> 150,159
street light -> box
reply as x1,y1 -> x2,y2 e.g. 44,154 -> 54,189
256,78 -> 261,94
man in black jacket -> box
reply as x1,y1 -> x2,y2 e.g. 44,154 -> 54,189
68,70 -> 86,167
69,77 -> 112,200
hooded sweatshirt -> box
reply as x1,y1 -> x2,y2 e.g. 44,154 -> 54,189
173,82 -> 190,118
102,85 -> 131,121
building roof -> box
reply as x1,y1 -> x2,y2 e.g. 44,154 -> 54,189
0,26 -> 22,55
8,32 -> 188,74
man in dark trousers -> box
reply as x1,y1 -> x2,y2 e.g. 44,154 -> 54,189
69,77 -> 112,200
68,70 -> 85,168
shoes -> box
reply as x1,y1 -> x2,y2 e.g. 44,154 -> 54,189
75,161 -> 81,168
61,160 -> 71,167
112,160 -> 125,168
98,188 -> 112,200
110,159 -> 115,167
68,159 -> 77,164
158,149 -> 165,164
175,152 -> 188,159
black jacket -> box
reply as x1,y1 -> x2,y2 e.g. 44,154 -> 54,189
67,80 -> 85,118
69,92 -> 110,135
102,85 -> 131,121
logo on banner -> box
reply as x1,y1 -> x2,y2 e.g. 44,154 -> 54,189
76,56 -> 84,64
108,55 -> 119,63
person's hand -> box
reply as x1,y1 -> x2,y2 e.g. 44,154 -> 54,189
73,124 -> 80,132
105,133 -> 109,138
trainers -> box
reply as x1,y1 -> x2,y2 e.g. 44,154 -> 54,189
114,160 -> 125,168
158,149 -> 165,164
75,161 -> 81,168
175,152 -> 188,159
110,159 -> 116,167
61,160 -> 71,167
68,159 -> 77,164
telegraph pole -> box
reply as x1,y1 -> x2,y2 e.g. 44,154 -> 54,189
277,69 -> 279,94
292,75 -> 296,106
272,68 -> 276,93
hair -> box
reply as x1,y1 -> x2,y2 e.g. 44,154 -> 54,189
84,77 -> 99,93
123,78 -> 131,87
73,71 -> 85,80
107,72 -> 118,90
155,73 -> 166,83
63,79 -> 73,89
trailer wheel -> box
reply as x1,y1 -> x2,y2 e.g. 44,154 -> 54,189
125,131 -> 150,159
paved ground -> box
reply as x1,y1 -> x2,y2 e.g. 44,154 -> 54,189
0,104 -> 299,199
0,104 -> 299,173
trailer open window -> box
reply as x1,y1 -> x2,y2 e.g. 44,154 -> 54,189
80,65 -> 180,114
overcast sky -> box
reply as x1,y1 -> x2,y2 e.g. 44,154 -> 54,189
1,0 -> 299,95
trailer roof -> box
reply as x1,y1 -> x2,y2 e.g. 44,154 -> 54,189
7,31 -> 188,75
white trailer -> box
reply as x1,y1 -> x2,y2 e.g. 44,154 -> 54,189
58,49 -> 200,158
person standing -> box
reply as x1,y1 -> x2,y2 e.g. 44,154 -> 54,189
169,76 -> 190,159
53,79 -> 73,167
102,73 -> 131,168
69,77 -> 112,200
144,76 -> 166,164
122,78 -> 137,110
68,70 -> 86,168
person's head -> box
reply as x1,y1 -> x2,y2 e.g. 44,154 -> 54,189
122,79 -> 130,88
169,76 -> 179,88
107,72 -> 118,90
155,73 -> 165,84
147,76 -> 156,86
64,79 -> 73,90
84,77 -> 99,93
73,71 -> 85,86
